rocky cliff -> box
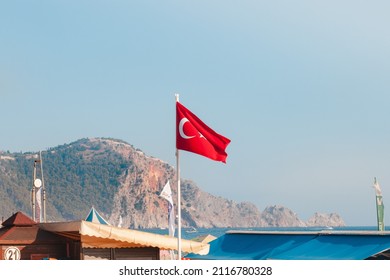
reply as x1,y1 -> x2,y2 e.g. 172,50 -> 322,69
0,138 -> 345,228
306,212 -> 345,227
260,205 -> 345,227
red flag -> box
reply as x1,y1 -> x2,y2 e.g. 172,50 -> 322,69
176,101 -> 231,163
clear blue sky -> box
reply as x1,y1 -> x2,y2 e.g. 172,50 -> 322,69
1,1 -> 390,226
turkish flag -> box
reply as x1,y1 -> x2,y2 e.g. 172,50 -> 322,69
176,101 -> 231,163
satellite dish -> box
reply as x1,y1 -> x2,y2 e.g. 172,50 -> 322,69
34,178 -> 42,188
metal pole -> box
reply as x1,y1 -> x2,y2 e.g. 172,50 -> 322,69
32,161 -> 37,221
40,151 -> 46,222
175,93 -> 182,260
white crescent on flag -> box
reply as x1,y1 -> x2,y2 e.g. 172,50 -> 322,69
178,118 -> 195,139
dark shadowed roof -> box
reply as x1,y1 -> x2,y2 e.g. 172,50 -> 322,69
2,212 -> 36,227
0,211 -> 64,245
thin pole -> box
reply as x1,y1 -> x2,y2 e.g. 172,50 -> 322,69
32,161 -> 36,221
176,148 -> 181,259
175,93 -> 182,260
40,151 -> 46,222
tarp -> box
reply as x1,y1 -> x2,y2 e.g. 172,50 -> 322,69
39,220 -> 209,255
186,230 -> 390,260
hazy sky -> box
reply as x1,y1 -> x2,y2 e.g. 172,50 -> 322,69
1,1 -> 390,226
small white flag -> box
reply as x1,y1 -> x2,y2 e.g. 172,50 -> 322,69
160,181 -> 173,205
160,181 -> 175,238
373,177 -> 383,196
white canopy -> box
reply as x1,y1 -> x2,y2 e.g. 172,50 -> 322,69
39,220 -> 209,255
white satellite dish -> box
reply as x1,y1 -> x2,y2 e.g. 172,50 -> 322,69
34,178 -> 42,188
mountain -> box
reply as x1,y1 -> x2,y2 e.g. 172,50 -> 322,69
0,138 -> 345,228
306,212 -> 345,227
261,206 -> 344,227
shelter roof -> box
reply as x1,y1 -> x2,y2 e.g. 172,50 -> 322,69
39,220 -> 209,255
186,230 -> 390,260
0,212 -> 65,245
1,212 -> 36,227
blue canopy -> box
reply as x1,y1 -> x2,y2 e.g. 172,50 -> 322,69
186,230 -> 390,260
85,207 -> 110,225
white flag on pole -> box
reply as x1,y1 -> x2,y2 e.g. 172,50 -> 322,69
160,180 -> 173,206
36,187 -> 42,222
160,181 -> 175,237
373,177 -> 385,231
373,177 -> 383,196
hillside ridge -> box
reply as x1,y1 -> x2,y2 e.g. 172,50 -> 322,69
0,137 -> 345,228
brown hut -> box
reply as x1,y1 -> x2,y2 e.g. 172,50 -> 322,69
0,211 -> 209,260
0,212 -> 71,260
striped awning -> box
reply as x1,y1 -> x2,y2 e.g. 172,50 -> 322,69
85,207 -> 110,225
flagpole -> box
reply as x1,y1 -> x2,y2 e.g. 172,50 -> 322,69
175,93 -> 182,260
373,177 -> 385,231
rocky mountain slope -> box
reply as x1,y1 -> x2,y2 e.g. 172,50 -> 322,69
0,138 -> 345,228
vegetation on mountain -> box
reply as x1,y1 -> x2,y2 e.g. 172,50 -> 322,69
0,138 -> 345,227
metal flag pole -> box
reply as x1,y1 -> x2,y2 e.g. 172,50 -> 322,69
32,160 -> 37,221
175,93 -> 182,260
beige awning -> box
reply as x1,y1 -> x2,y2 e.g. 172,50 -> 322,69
39,220 -> 209,255
191,234 -> 217,244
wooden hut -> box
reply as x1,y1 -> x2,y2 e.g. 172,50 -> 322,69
0,211 -> 209,260
0,212 -> 71,260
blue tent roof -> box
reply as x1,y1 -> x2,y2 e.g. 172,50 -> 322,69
85,207 -> 110,225
186,230 -> 390,260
